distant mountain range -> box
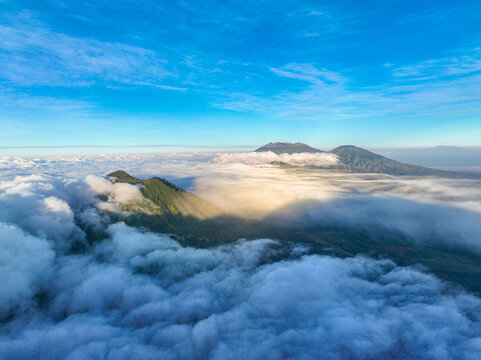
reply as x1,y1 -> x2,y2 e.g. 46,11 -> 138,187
256,142 -> 478,177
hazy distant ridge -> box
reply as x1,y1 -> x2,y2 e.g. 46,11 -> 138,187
256,142 -> 479,177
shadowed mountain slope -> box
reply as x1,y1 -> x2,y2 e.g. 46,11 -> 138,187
330,145 -> 449,176
100,171 -> 481,293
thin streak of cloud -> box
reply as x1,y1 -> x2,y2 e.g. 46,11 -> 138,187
392,50 -> 481,79
270,63 -> 346,85
217,52 -> 481,121
0,15 -> 173,89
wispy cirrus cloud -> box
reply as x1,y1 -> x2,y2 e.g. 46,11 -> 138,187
0,89 -> 94,112
392,49 -> 481,79
269,63 -> 346,85
0,13 -> 178,90
216,47 -> 481,122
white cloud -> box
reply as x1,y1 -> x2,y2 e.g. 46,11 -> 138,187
0,174 -> 100,246
213,151 -> 339,167
85,175 -> 143,204
43,196 -> 73,215
0,222 -> 54,315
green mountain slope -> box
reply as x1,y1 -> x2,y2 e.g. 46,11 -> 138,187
107,170 -> 220,219
255,142 -> 324,153
108,170 -> 143,183
330,145 -> 448,176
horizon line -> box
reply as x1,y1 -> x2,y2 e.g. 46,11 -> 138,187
2,144 -> 481,150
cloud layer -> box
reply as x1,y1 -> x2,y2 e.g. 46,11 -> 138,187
1,154 -> 481,359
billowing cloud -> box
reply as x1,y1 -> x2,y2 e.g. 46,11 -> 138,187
1,221 -> 481,359
0,175 -> 77,242
0,222 -> 54,316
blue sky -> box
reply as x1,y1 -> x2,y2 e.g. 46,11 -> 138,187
1,0 -> 481,154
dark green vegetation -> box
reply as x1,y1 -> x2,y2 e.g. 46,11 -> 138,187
104,170 -> 481,294
284,222 -> 481,293
269,161 -> 292,167
255,142 -> 324,153
108,170 -> 143,184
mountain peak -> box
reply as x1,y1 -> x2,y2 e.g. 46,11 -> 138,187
107,170 -> 142,183
331,145 -> 377,156
106,171 -> 219,219
255,142 -> 324,154
265,142 -> 308,147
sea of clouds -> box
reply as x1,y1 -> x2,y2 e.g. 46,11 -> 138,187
1,153 -> 481,359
